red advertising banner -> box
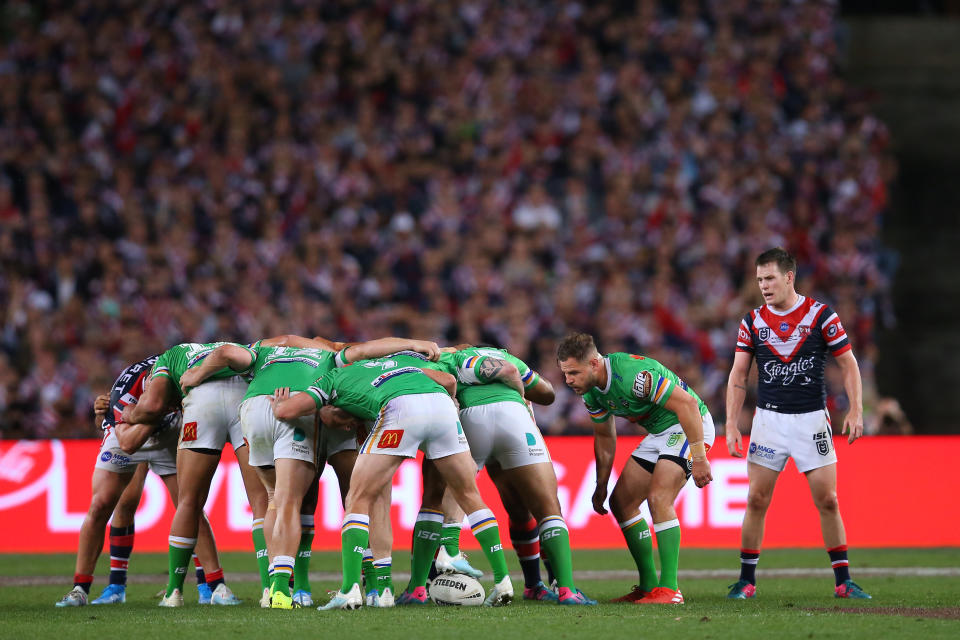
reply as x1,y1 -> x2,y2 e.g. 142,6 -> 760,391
1,436 -> 956,553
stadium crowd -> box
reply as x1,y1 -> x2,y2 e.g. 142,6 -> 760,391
0,0 -> 896,438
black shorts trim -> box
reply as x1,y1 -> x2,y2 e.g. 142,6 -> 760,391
631,454 -> 692,479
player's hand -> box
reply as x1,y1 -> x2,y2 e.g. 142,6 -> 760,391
270,387 -> 291,403
121,405 -> 135,425
179,368 -> 205,394
692,458 -> 712,488
591,483 -> 609,515
843,411 -> 864,444
726,426 -> 744,457
93,394 -> 110,416
410,340 -> 441,361
320,406 -> 359,431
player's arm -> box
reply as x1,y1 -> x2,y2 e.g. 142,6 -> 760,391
178,343 -> 255,394
115,422 -> 156,455
342,337 -> 441,363
477,357 -> 525,397
724,351 -> 753,457
319,405 -> 364,431
421,367 -> 458,399
834,350 -> 864,444
270,386 -> 317,421
123,375 -> 174,425
663,386 -> 712,487
524,375 -> 555,405
592,416 -> 617,515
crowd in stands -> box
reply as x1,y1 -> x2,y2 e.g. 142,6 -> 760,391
0,0 -> 897,438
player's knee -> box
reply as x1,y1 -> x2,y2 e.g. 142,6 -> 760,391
815,492 -> 840,514
646,490 -> 675,518
746,490 -> 773,512
88,493 -> 116,521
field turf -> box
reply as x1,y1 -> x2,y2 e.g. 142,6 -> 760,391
2,549 -> 959,639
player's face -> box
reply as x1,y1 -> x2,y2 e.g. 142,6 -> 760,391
558,357 -> 599,395
756,263 -> 794,308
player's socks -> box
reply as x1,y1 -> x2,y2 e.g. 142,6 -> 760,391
340,513 -> 370,593
739,548 -> 760,585
827,545 -> 851,586
440,522 -> 462,557
293,515 -> 315,594
618,513 -> 659,591
166,536 -> 196,597
509,517 -> 542,588
252,518 -> 269,590
467,509 -> 509,583
653,519 -> 681,591
108,524 -> 134,586
206,568 -> 225,591
374,557 -> 393,594
73,573 -> 94,594
269,556 -> 295,598
543,552 -> 556,587
538,516 -> 574,589
193,554 -> 206,585
409,509 -> 444,588
362,549 -> 375,591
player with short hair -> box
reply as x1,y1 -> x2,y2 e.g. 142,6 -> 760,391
725,248 -> 870,600
123,342 -> 266,607
273,352 -> 515,609
179,337 -> 439,608
416,346 -> 595,605
557,332 -> 714,605
55,357 -> 224,607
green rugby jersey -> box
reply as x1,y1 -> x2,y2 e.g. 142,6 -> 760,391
306,353 -> 446,421
581,353 -> 707,434
242,345 -> 346,402
151,342 -> 249,397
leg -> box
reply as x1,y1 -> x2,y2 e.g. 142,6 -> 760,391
268,458 -> 318,599
164,449 -> 220,598
805,463 -> 867,597
368,482 -> 395,603
73,470 -> 134,591
101,463 -> 148,595
405,459 -> 448,592
235,445 -> 271,594
608,458 -> 659,597
643,459 -> 688,597
439,488 -> 465,556
293,471 -> 321,600
736,462 -> 780,589
488,465 -> 546,592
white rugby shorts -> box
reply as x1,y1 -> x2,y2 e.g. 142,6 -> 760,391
95,423 -> 179,476
240,394 -> 320,467
631,411 -> 717,474
179,377 -> 247,451
748,407 -> 837,473
358,393 -> 468,459
459,401 -> 550,470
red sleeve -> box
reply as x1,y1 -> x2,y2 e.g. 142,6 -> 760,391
735,313 -> 754,354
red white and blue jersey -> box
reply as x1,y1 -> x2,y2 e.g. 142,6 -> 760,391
102,355 -> 179,433
735,296 -> 851,414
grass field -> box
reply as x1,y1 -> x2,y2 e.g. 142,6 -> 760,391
3,549 -> 959,639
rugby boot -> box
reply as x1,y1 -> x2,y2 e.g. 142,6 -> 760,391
636,586 -> 684,604
727,580 -> 756,599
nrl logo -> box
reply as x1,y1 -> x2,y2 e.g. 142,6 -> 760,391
758,328 -> 770,342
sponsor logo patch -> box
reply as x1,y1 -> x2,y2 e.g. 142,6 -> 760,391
182,422 -> 198,442
749,442 -> 776,459
759,328 -> 770,342
293,428 -> 306,442
738,327 -> 751,342
813,431 -> 832,456
827,324 -> 839,338
377,430 -> 403,449
100,451 -> 112,462
667,434 -> 682,447
779,322 -> 789,332
633,370 -> 652,399
526,433 -> 537,446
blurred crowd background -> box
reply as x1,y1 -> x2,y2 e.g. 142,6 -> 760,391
0,0 -> 902,439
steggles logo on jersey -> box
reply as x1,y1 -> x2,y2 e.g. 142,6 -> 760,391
761,356 -> 816,386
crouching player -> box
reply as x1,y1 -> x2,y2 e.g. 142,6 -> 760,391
557,333 -> 714,604
273,352 -> 515,609
55,356 -> 224,607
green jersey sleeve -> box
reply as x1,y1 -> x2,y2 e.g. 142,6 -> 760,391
631,365 -> 676,407
583,392 -> 611,423
307,374 -> 336,409
151,350 -> 175,381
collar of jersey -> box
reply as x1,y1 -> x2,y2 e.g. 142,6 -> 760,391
765,294 -> 805,316
595,356 -> 613,394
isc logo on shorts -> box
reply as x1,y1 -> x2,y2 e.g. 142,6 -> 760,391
182,422 -> 198,442
377,430 -> 403,449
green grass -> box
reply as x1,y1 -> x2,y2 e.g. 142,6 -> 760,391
2,549 -> 959,640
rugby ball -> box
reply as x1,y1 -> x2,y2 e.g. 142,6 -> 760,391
428,574 -> 485,606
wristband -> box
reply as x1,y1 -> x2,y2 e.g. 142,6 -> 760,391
689,440 -> 708,460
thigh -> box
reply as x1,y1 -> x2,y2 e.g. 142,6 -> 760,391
789,410 -> 838,473
746,409 -> 790,472
328,450 -> 357,506
272,458 -> 317,505
347,452 -> 405,509
90,467 -> 134,507
611,455 -> 654,506
175,448 -> 221,502
804,462 -> 837,503
498,461 -> 561,520
234,444 -> 268,517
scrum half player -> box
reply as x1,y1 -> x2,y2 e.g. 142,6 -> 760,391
725,248 -> 870,600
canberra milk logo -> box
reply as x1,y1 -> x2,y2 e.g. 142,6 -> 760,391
761,356 -> 816,385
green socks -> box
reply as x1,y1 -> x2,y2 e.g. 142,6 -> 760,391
252,518 -> 269,590
340,513 -> 370,593
167,535 -> 196,596
538,516 -> 574,589
467,509 -> 509,583
293,515 -> 315,593
619,513 -> 659,591
269,555 -> 294,597
409,509 -> 443,589
654,518 -> 681,590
